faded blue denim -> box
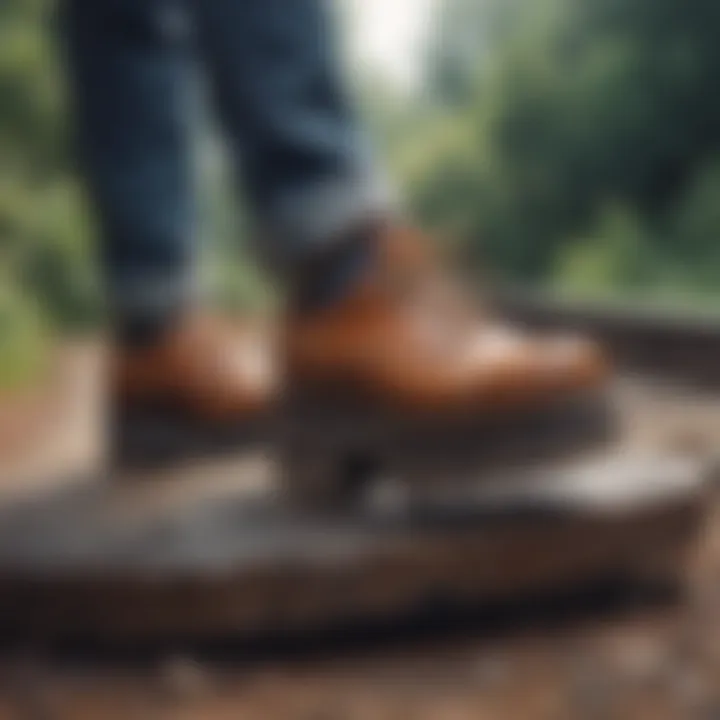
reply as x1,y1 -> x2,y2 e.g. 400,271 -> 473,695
62,0 -> 389,317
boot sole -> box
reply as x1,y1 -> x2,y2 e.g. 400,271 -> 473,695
279,389 -> 618,510
112,405 -> 270,473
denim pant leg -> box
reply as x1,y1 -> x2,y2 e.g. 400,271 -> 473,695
190,0 -> 394,274
62,0 -> 195,321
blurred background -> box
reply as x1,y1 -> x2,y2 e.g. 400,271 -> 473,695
1,3 -> 720,716
2,0 -> 720,392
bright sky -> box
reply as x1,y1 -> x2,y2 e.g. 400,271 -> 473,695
345,0 -> 438,89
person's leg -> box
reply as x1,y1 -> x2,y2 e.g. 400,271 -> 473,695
62,0 -> 195,335
189,0 -> 393,278
62,0 -> 276,468
187,0 -> 612,504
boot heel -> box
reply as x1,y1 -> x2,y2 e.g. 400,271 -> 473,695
278,399 -> 380,511
279,440 -> 341,510
280,436 -> 382,512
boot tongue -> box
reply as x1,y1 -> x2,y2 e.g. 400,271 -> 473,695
374,226 -> 490,339
291,219 -> 383,313
376,224 -> 436,270
292,223 -> 490,351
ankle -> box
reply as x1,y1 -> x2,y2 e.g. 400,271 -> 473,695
291,218 -> 384,312
114,307 -> 184,350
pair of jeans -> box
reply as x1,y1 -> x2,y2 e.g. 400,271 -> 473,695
62,0 -> 390,319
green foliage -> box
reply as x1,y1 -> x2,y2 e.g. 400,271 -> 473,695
0,0 -> 98,340
669,159 -> 720,288
553,204 -> 653,294
393,0 -> 720,298
0,0 -> 99,387
0,278 -> 48,390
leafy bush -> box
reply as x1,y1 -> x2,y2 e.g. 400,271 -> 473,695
0,280 -> 48,390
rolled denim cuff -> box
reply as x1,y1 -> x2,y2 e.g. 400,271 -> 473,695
107,268 -> 199,326
258,169 -> 398,275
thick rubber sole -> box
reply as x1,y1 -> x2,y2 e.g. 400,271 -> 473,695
279,390 -> 618,510
112,405 -> 269,473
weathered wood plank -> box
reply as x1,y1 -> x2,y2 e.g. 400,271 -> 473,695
0,451 -> 709,640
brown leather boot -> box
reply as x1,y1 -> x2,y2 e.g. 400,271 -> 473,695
281,225 -> 614,506
113,312 -> 276,468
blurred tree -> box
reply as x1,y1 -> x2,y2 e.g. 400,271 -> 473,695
0,0 -> 98,337
401,0 -> 720,292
